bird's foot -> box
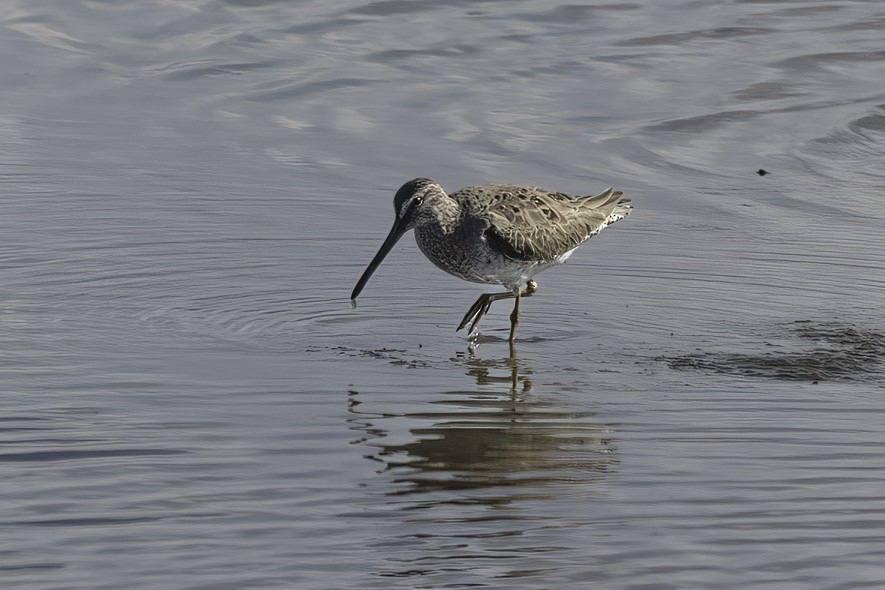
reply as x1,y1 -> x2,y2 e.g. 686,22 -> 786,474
456,294 -> 494,333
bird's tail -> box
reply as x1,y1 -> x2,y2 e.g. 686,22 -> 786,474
586,187 -> 633,226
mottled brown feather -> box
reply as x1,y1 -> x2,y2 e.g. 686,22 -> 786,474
450,184 -> 631,261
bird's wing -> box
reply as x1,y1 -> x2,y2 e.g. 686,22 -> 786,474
453,185 -> 631,261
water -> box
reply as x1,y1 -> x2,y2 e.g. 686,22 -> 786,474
2,1 -> 885,588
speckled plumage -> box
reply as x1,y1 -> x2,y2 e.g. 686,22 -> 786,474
351,178 -> 633,343
415,182 -> 632,289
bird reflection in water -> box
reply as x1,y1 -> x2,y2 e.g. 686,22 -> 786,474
460,347 -> 532,394
346,350 -> 618,500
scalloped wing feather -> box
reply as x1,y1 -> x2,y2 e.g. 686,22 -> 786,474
452,185 -> 632,261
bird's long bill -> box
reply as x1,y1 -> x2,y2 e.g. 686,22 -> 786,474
350,218 -> 408,300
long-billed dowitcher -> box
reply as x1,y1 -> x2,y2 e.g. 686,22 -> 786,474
351,178 -> 633,343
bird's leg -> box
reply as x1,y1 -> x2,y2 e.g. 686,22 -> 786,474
456,280 -> 538,336
508,280 -> 536,342
508,289 -> 521,343
457,291 -> 514,334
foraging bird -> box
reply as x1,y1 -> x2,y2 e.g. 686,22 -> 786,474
350,178 -> 632,343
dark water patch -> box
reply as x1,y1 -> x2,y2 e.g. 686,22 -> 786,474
282,18 -> 365,36
664,322 -> 885,382
528,3 -> 642,23
0,417 -> 47,422
248,78 -> 379,101
619,27 -> 772,47
156,60 -> 280,81
0,563 -> 65,571
7,516 -> 163,528
646,109 -> 761,132
224,0 -> 291,6
819,15 -> 885,34
0,448 -> 187,462
849,110 -> 885,135
367,44 -> 483,63
1,438 -> 105,446
732,81 -> 803,102
774,50 -> 885,72
648,94 -> 885,138
752,4 -> 847,18
350,0 -> 441,17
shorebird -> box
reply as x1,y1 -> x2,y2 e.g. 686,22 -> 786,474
350,178 -> 632,343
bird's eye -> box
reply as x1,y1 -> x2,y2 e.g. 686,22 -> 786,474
414,195 -> 424,205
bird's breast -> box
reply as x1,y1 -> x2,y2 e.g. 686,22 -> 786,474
413,223 -> 545,289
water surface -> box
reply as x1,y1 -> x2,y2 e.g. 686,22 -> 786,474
2,1 -> 885,588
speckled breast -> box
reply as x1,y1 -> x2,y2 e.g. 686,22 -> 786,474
413,220 -> 542,289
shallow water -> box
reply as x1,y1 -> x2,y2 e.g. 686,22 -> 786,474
2,1 -> 885,588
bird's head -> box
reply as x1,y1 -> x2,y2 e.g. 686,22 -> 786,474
392,177 -> 447,231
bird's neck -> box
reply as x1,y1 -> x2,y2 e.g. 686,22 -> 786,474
432,194 -> 462,234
